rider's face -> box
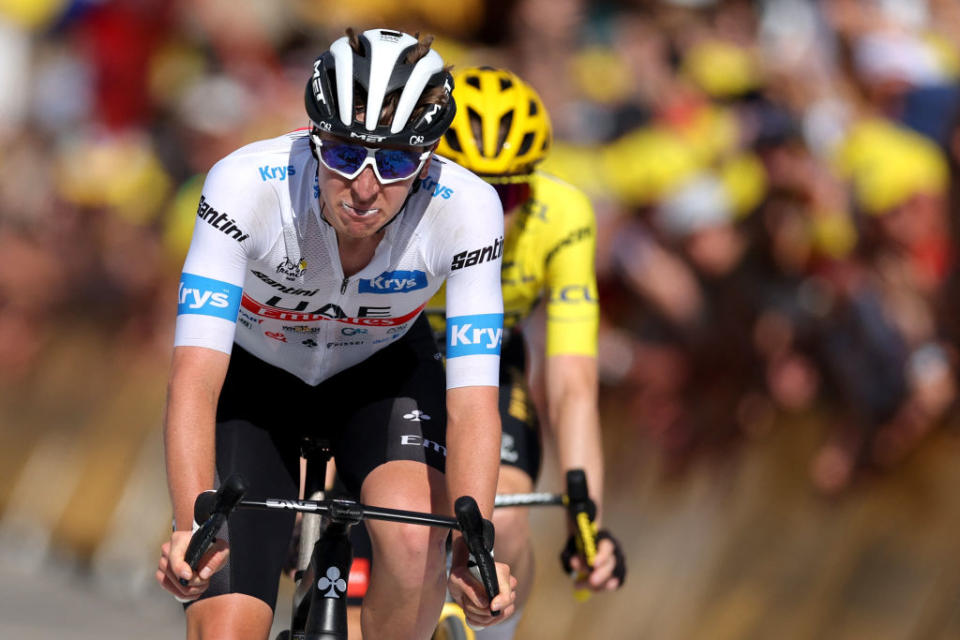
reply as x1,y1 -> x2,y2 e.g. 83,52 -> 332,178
316,136 -> 432,241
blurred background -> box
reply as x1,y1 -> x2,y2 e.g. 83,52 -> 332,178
4,0 -> 960,638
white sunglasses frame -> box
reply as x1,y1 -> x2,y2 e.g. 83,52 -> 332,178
312,134 -> 431,185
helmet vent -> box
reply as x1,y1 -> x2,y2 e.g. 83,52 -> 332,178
444,128 -> 462,153
467,106 -> 484,153
499,77 -> 513,91
529,99 -> 538,116
517,132 -> 535,156
465,75 -> 481,90
497,111 -> 513,153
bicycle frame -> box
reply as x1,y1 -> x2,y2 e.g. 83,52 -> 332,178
289,437 -> 464,639
184,436 -> 499,640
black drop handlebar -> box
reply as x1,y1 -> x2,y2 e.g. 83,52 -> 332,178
181,473 -> 500,611
564,469 -> 599,572
490,469 -> 598,570
455,495 -> 500,614
178,474 -> 246,587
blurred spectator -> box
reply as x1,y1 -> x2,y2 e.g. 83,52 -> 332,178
2,0 -> 960,540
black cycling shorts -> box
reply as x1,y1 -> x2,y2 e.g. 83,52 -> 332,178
343,331 -> 542,606
190,314 -> 447,611
497,331 -> 542,480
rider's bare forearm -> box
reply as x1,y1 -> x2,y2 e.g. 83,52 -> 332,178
163,346 -> 229,531
445,385 -> 501,519
545,354 -> 605,523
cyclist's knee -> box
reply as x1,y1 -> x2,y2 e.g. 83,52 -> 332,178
370,522 -> 446,588
492,506 -> 532,562
186,595 -> 273,640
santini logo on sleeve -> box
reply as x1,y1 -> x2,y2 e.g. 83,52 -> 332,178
446,313 -> 504,358
450,237 -> 503,271
178,273 -> 242,321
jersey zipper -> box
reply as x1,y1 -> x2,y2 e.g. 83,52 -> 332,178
340,277 -> 349,294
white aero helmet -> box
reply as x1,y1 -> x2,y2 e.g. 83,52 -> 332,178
305,28 -> 456,147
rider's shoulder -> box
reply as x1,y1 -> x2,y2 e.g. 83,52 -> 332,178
200,132 -> 311,218
431,157 -> 497,198
529,170 -> 595,226
208,131 -> 310,181
423,157 -> 502,223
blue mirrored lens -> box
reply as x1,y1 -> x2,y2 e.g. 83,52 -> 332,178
320,144 -> 366,174
320,142 -> 422,181
375,149 -> 421,180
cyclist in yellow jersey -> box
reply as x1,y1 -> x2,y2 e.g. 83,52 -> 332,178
339,66 -> 625,640
430,67 -> 625,638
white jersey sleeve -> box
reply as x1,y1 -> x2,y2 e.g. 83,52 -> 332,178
174,153 -> 274,354
428,171 -> 505,389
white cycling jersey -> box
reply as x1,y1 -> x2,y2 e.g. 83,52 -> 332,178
174,130 -> 504,388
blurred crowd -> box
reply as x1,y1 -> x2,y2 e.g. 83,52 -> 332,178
3,0 -> 960,496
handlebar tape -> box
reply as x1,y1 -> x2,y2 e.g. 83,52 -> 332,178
454,495 -> 501,616
180,473 -> 246,586
564,469 -> 598,601
565,469 -> 598,565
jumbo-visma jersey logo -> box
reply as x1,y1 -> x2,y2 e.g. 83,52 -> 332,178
358,270 -> 428,293
178,273 -> 242,321
446,313 -> 503,358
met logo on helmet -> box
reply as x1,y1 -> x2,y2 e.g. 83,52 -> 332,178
378,30 -> 403,43
446,313 -> 503,358
421,103 -> 442,125
358,270 -> 428,293
350,131 -> 386,143
177,273 -> 241,321
311,59 -> 327,106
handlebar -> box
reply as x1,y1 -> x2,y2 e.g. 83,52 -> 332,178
564,469 -> 598,601
182,474 -> 501,610
565,469 -> 598,569
180,474 -> 246,587
490,470 -> 598,571
455,496 -> 500,616
481,470 -> 601,600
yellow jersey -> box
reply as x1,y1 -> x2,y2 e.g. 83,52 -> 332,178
427,170 -> 598,357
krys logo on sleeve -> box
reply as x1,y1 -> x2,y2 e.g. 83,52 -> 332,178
178,273 -> 242,321
358,270 -> 428,293
446,313 -> 504,358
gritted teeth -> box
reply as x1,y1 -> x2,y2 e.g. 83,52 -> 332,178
342,201 -> 379,216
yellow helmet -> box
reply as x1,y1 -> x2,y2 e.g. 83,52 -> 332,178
437,66 -> 552,177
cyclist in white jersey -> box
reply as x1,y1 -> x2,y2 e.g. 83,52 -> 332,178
155,28 -> 516,640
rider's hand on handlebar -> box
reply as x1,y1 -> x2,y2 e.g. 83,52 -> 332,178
156,530 -> 229,602
561,529 -> 626,592
448,558 -> 517,628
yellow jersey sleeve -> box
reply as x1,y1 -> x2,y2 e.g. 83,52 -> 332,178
538,174 -> 599,357
425,172 -> 599,358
